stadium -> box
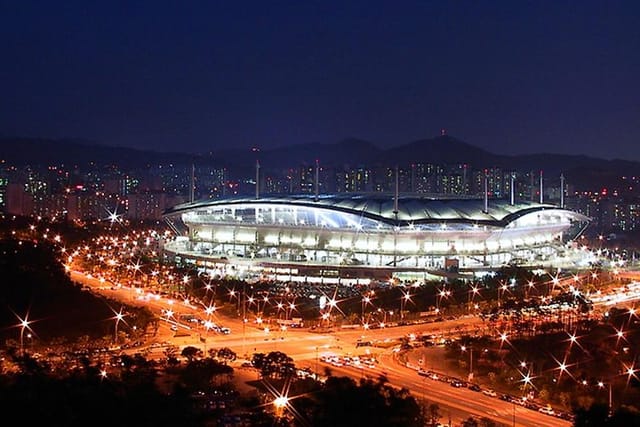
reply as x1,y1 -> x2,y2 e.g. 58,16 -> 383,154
162,194 -> 591,282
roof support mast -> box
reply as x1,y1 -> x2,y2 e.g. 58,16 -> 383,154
510,173 -> 515,206
314,159 -> 319,202
483,170 -> 489,214
539,170 -> 544,204
560,173 -> 565,208
255,160 -> 260,200
393,165 -> 399,215
190,163 -> 195,203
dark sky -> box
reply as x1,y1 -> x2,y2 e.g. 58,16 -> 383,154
1,1 -> 639,160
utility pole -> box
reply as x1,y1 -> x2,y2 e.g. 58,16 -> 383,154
469,345 -> 473,381
242,282 -> 247,356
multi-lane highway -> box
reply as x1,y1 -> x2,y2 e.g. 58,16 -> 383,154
72,270 -> 571,426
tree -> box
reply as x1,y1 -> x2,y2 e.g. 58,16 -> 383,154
208,347 -> 218,359
181,346 -> 203,362
609,405 -> 640,426
251,352 -> 266,375
178,358 -> 233,391
256,351 -> 296,379
164,345 -> 180,366
216,347 -> 237,364
573,403 -> 609,426
479,417 -> 498,427
308,376 -> 425,427
0,353 -> 196,426
428,402 -> 442,425
462,417 -> 479,427
487,371 -> 497,385
119,353 -> 158,388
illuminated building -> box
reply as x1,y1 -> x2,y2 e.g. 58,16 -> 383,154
163,194 -> 590,280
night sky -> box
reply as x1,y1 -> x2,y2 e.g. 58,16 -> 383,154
1,1 -> 639,160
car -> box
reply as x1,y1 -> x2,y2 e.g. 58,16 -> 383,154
468,384 -> 481,392
513,397 -> 528,407
539,406 -> 555,416
556,412 -> 575,421
450,379 -> 465,388
482,389 -> 497,397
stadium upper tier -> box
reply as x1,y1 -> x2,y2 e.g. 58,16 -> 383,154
163,195 -> 591,274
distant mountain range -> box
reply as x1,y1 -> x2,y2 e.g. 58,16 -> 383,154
1,135 -> 637,190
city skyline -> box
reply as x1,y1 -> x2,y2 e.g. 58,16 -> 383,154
1,1 -> 639,160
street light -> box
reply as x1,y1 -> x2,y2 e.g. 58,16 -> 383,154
461,345 -> 473,381
273,395 -> 289,418
12,310 -> 35,356
19,317 -> 32,355
598,380 -> 613,414
400,291 -> 411,321
468,285 -> 480,311
362,295 -> 371,324
112,307 -> 125,344
203,320 -> 214,354
499,282 -> 508,307
242,282 -> 247,356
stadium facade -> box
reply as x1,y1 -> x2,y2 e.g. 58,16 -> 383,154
162,194 -> 590,281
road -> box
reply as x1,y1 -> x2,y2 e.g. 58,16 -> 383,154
315,350 -> 570,427
72,270 -> 570,426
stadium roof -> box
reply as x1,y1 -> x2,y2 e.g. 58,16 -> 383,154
164,194 -> 590,227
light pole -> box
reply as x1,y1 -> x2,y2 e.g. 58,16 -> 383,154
114,309 -> 124,344
362,295 -> 370,324
14,311 -> 34,356
20,319 -> 30,355
598,380 -> 613,415
499,282 -> 508,308
461,345 -> 473,381
401,291 -> 411,322
273,395 -> 288,419
242,282 -> 247,356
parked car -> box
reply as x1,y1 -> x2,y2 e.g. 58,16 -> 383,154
539,406 -> 555,416
468,383 -> 481,392
556,412 -> 575,421
482,389 -> 497,397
